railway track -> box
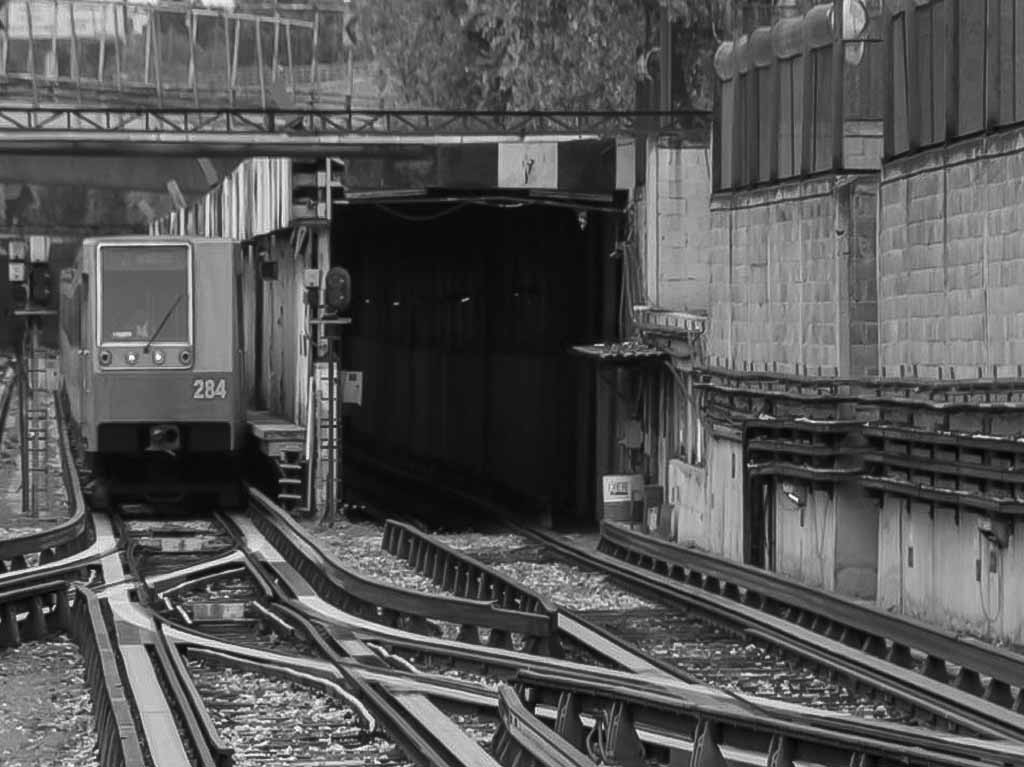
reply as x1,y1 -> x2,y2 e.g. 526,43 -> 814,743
514,520 -> 1024,741
6,399 -> 1024,765
345,449 -> 1024,743
168,494 -> 1024,767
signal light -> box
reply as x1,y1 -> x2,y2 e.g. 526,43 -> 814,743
10,281 -> 28,307
323,267 -> 351,314
28,263 -> 53,308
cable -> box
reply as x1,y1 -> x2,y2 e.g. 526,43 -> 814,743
977,530 -> 1004,626
371,200 -> 475,222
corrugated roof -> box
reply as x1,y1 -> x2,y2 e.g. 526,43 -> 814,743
570,341 -> 667,362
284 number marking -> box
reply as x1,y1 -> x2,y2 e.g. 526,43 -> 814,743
192,378 -> 227,400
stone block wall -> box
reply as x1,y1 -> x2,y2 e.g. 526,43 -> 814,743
878,127 -> 1024,377
707,175 -> 878,376
644,143 -> 712,313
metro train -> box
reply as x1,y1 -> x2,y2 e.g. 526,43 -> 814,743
58,236 -> 246,509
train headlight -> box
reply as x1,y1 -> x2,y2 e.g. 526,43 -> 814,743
99,350 -> 112,366
126,352 -> 138,365
179,349 -> 192,365
153,350 -> 165,365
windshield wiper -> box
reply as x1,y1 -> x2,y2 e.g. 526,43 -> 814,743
143,293 -> 184,354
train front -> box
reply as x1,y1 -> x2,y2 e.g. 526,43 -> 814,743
87,238 -> 243,508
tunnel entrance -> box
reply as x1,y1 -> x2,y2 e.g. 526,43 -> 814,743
333,198 -> 622,525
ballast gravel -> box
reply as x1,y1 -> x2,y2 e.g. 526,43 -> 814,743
0,636 -> 100,767
187,656 -> 415,766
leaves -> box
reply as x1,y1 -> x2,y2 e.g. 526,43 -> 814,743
355,0 -> 735,111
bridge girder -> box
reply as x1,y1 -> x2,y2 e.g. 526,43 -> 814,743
0,107 -> 710,157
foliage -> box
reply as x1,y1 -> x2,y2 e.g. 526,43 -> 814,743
356,0 -> 734,111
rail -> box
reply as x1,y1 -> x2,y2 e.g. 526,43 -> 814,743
514,666 -> 1024,767
513,522 -> 1024,741
0,389 -> 93,569
67,586 -> 147,767
244,487 -> 558,651
232,498 -> 678,680
492,686 -> 596,767
600,523 -> 1024,704
152,620 -> 235,767
0,578 -> 69,646
380,519 -> 690,679
175,602 -> 502,767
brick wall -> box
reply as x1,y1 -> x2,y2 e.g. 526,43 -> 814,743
708,175 -> 878,375
644,144 -> 712,313
878,127 -> 1024,377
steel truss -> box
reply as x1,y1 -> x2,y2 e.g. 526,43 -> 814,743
0,107 -> 711,156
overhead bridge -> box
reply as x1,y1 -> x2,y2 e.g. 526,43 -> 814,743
0,106 -> 710,156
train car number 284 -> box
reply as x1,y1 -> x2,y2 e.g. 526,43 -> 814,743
192,378 -> 228,400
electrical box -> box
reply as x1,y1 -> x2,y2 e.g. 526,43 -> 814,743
342,371 -> 363,406
28,235 -> 49,263
9,239 -> 27,262
601,474 -> 644,523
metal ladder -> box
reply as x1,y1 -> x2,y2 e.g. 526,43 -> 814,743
317,358 -> 342,519
275,449 -> 306,513
19,350 -> 51,518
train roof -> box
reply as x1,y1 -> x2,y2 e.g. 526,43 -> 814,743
80,235 -> 239,247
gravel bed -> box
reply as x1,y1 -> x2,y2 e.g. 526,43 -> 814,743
310,520 -> 466,641
585,608 -> 909,720
0,636 -> 99,767
445,712 -> 498,749
187,656 -> 413,766
432,532 -> 658,613
185,622 -> 321,657
173,573 -> 263,602
350,526 -> 914,720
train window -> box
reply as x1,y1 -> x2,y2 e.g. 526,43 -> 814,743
97,244 -> 191,345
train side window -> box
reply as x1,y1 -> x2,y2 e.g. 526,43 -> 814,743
78,274 -> 88,347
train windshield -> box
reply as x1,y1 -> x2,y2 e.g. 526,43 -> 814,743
98,245 -> 191,344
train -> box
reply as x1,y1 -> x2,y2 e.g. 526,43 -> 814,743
58,235 -> 246,509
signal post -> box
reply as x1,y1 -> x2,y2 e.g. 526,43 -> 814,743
307,265 -> 352,524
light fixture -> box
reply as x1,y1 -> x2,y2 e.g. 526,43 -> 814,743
99,350 -> 112,366
126,352 -> 138,365
153,350 -> 165,365
179,349 -> 192,365
781,481 -> 807,508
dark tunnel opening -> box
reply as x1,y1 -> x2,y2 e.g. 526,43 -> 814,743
334,200 -> 622,524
